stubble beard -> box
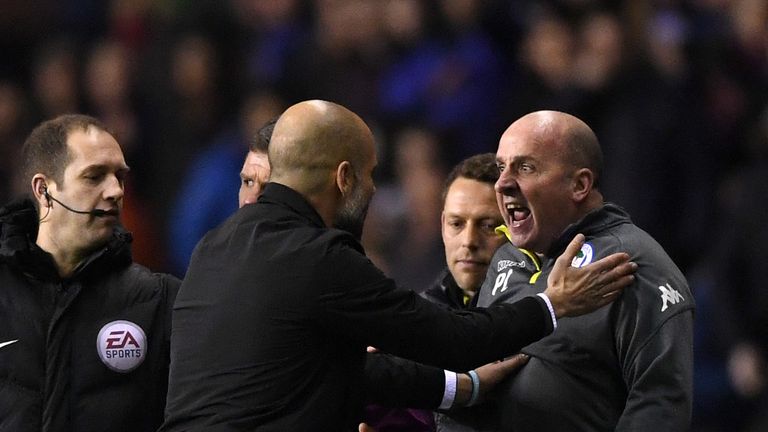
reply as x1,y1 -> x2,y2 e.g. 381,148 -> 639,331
335,184 -> 369,241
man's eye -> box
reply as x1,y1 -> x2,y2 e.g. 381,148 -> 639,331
519,163 -> 534,173
243,179 -> 255,187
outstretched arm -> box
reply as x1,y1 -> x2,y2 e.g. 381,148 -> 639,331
364,353 -> 530,408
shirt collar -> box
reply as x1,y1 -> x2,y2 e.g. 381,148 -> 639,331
259,182 -> 327,229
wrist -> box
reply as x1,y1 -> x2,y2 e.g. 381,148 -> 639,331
453,373 -> 472,407
536,293 -> 558,330
467,369 -> 480,406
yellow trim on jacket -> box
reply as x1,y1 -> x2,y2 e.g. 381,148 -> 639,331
495,225 -> 542,284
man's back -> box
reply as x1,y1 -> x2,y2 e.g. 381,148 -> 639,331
164,184 -> 372,431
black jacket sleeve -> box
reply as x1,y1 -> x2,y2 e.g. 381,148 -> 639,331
318,241 -> 552,371
363,353 -> 445,408
615,311 -> 694,430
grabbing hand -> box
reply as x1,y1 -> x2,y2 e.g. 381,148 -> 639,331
544,234 -> 636,317
455,353 -> 530,406
474,353 -> 530,399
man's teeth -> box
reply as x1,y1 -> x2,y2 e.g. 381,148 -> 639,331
506,205 -> 530,222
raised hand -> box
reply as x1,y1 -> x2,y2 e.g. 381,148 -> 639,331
544,233 -> 637,317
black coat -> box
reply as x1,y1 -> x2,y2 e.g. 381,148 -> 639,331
0,198 -> 180,432
162,183 -> 553,432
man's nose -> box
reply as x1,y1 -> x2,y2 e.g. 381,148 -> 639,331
495,171 -> 517,194
104,175 -> 124,201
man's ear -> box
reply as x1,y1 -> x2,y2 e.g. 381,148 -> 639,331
335,161 -> 356,197
31,174 -> 51,208
571,168 -> 594,202
440,211 -> 447,236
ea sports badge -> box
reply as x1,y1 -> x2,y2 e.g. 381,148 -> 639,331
97,320 -> 147,373
571,242 -> 594,268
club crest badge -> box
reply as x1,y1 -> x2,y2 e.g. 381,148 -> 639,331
96,320 -> 147,373
571,243 -> 594,268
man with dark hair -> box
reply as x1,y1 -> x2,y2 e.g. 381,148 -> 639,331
415,153 -> 522,431
239,117 -> 276,207
478,110 -> 694,431
365,153 -> 522,432
163,100 -> 637,431
0,114 -> 180,431
424,153 -> 508,309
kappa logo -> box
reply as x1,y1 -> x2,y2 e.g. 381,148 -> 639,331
658,283 -> 684,312
497,259 -> 526,272
0,339 -> 18,349
570,243 -> 594,268
97,320 -> 147,373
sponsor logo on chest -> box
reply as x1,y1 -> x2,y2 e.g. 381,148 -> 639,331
570,243 -> 594,268
497,259 -> 526,272
96,320 -> 147,373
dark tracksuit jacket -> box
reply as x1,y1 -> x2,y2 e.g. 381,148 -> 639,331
162,183 -> 555,432
478,204 -> 695,431
0,198 -> 180,431
421,269 -> 478,310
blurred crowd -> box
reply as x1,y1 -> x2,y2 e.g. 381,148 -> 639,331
1,0 -> 767,430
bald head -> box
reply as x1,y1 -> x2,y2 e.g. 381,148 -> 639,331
269,100 -> 375,195
495,110 -> 604,252
507,111 -> 603,186
267,100 -> 378,236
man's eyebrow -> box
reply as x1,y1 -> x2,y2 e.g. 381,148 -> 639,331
81,164 -> 131,172
510,155 -> 536,165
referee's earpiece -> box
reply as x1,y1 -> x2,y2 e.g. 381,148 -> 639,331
40,184 -> 51,205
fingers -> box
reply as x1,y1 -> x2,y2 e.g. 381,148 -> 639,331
473,353 -> 531,399
546,235 -> 638,318
588,251 -> 631,272
596,266 -> 636,295
556,233 -> 586,266
497,353 -> 530,373
586,253 -> 637,293
594,273 -> 634,303
613,260 -> 638,275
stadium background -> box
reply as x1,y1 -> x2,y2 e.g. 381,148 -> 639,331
1,1 -> 767,430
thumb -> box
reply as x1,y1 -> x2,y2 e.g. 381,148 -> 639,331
556,233 -> 585,268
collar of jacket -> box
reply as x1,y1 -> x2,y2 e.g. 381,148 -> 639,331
0,196 -> 133,281
440,269 -> 475,308
259,182 -> 328,229
494,224 -> 543,282
545,203 -> 631,258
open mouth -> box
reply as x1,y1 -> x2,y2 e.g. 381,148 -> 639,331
506,204 -> 531,227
